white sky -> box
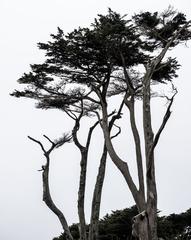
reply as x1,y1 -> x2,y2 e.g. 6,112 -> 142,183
0,0 -> 191,240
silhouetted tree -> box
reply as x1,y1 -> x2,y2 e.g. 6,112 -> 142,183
12,7 -> 191,240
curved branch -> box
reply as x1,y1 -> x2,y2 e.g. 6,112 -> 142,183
100,100 -> 140,205
86,121 -> 99,149
110,124 -> 121,139
72,105 -> 85,151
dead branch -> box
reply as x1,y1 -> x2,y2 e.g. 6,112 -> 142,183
28,136 -> 46,154
28,134 -> 73,240
111,124 -> 121,139
147,91 -> 177,177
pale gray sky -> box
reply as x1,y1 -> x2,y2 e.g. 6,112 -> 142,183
0,0 -> 191,240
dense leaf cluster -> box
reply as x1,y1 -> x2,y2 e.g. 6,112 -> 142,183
11,8 -> 191,114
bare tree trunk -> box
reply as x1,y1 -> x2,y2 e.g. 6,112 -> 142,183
146,155 -> 158,240
28,135 -> 73,240
78,150 -> 88,240
72,115 -> 99,240
142,68 -> 158,240
42,161 -> 73,240
89,144 -> 107,240
125,96 -> 145,201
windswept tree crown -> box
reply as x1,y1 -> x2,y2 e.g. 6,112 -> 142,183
11,7 -> 191,115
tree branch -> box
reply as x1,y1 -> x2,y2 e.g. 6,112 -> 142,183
43,134 -> 55,145
149,91 -> 177,159
145,84 -> 177,181
72,102 -> 85,151
28,136 -> 46,154
110,124 -> 121,139
99,98 -> 139,204
125,95 -> 145,197
28,134 -> 73,240
85,121 -> 99,149
152,20 -> 191,69
120,52 -> 135,93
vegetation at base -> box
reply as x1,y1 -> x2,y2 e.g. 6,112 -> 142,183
53,206 -> 191,240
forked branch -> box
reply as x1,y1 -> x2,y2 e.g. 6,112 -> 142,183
147,90 -> 177,177
150,91 -> 177,157
28,135 -> 73,240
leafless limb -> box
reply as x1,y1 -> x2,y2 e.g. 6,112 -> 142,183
28,136 -> 46,153
28,134 -> 73,240
111,124 -> 121,139
43,134 -> 55,145
150,91 -> 177,156
146,90 -> 177,179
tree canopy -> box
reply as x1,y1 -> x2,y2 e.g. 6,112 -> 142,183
12,7 -> 191,109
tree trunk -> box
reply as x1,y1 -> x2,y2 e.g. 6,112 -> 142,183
132,211 -> 149,240
89,144 -> 107,240
78,150 -> 88,240
146,155 -> 158,240
42,160 -> 73,240
142,67 -> 158,240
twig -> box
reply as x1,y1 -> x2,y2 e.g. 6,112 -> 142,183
111,124 -> 121,139
28,136 -> 46,153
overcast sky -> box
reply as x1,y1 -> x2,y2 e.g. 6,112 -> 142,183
1,0 -> 191,240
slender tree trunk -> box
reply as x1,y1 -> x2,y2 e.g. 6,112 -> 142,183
28,135 -> 73,240
89,144 -> 107,240
42,159 -> 73,240
142,69 -> 158,240
73,118 -> 99,240
78,150 -> 88,240
72,117 -> 88,240
146,154 -> 158,240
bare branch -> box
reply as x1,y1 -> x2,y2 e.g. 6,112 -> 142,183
65,109 -> 77,120
146,90 -> 177,179
28,133 -> 73,239
111,124 -> 121,139
28,136 -> 46,153
124,95 -> 145,196
72,104 -> 85,151
150,91 -> 177,156
86,121 -> 99,149
43,135 -> 55,146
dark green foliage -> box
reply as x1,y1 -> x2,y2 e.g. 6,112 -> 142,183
157,208 -> 191,239
98,206 -> 138,240
53,224 -> 81,240
133,7 -> 191,48
11,8 -> 191,114
152,58 -> 180,83
53,207 -> 191,240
